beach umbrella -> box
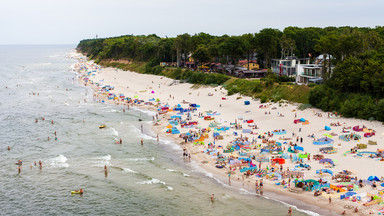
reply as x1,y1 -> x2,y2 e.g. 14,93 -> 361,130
368,176 -> 380,181
323,134 -> 333,138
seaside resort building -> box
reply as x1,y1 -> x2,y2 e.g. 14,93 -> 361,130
272,55 -> 334,85
271,56 -> 310,76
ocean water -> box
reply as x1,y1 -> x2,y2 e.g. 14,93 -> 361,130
0,45 -> 318,216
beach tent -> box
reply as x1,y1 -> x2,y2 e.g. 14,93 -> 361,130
368,176 -> 380,181
294,146 -> 304,151
300,118 -> 305,122
316,169 -> 333,176
304,179 -> 320,186
324,126 -> 331,131
244,101 -> 250,105
295,163 -> 310,168
344,192 -> 357,198
272,158 -> 285,164
298,153 -> 309,159
319,158 -> 334,165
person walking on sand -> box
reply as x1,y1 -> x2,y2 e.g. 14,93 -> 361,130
329,196 -> 332,204
157,134 -> 159,143
210,194 -> 215,202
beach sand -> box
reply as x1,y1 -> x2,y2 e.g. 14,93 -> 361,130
72,53 -> 384,215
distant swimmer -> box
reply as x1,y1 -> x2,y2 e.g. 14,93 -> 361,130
51,120 -> 54,125
48,137 -> 50,141
7,146 -> 10,151
54,131 -> 57,136
141,139 -> 143,146
16,160 -> 22,166
39,160 -> 42,169
42,117 -> 45,121
18,166 -> 21,174
104,165 -> 108,177
119,138 -> 122,144
210,194 -> 215,202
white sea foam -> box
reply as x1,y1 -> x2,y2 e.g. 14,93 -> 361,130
166,169 -> 177,172
110,127 -> 119,136
278,200 -> 320,216
122,168 -> 138,174
93,155 -> 112,167
183,173 -> 190,177
222,194 -> 231,199
237,188 -> 319,216
167,186 -> 173,191
46,155 -> 69,168
130,107 -> 156,116
159,138 -> 182,150
127,157 -> 155,162
138,178 -> 165,185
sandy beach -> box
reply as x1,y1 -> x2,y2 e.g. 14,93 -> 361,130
72,52 -> 384,215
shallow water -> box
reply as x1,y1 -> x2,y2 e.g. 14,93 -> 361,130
0,45 -> 315,216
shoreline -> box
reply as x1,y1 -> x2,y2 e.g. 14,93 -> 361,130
71,51 -> 384,216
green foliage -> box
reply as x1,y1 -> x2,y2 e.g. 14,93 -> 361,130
298,104 -> 313,110
260,95 -> 268,103
76,26 -> 384,122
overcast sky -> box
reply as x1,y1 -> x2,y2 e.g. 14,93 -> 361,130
1,0 -> 383,45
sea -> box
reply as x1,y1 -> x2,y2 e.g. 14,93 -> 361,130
0,45 -> 327,216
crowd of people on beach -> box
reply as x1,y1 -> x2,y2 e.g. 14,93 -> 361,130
71,57 -> 384,215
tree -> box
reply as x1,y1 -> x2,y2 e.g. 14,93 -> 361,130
242,33 -> 257,70
255,29 -> 282,68
316,33 -> 339,80
218,36 -> 246,74
280,34 -> 296,59
192,45 -> 210,70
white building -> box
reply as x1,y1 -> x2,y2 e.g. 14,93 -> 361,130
295,64 -> 334,84
271,56 -> 310,76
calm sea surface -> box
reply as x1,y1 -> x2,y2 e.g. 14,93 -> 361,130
0,45 -> 315,216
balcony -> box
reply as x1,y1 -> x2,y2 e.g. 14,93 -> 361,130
302,72 -> 321,78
